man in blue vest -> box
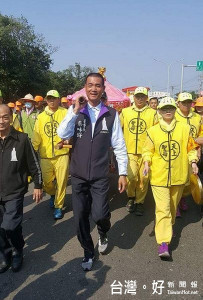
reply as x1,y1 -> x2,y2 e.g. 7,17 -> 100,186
58,73 -> 128,271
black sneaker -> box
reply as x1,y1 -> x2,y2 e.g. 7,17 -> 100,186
11,249 -> 23,272
98,234 -> 108,254
126,198 -> 135,213
135,203 -> 144,216
81,256 -> 94,271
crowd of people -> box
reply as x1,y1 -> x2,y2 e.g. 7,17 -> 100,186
0,73 -> 202,273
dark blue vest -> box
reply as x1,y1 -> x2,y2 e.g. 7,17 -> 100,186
70,104 -> 116,181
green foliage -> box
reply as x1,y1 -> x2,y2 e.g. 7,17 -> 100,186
0,14 -> 53,100
0,14 -> 95,101
48,63 -> 95,97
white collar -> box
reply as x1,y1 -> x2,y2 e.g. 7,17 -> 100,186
87,102 -> 102,111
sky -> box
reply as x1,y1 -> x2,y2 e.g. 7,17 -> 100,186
1,0 -> 203,94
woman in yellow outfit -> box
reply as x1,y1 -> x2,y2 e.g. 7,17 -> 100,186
120,87 -> 157,215
142,97 -> 198,258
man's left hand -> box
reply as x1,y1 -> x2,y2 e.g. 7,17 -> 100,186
33,189 -> 43,203
118,176 -> 127,193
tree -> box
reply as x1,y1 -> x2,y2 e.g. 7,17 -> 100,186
48,63 -> 95,97
0,14 -> 54,101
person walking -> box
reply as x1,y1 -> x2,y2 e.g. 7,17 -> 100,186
120,87 -> 157,216
32,90 -> 69,220
21,94 -> 38,139
0,104 -> 43,273
57,73 -> 128,271
142,97 -> 198,258
175,92 -> 202,215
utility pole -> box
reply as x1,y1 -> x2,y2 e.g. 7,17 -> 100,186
180,64 -> 196,92
199,73 -> 203,95
171,86 -> 174,97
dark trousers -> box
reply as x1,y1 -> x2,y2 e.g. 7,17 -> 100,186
71,176 -> 111,259
0,196 -> 25,255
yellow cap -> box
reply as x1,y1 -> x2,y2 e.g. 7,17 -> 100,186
46,90 -> 60,98
158,97 -> 177,109
134,87 -> 148,96
177,92 -> 192,102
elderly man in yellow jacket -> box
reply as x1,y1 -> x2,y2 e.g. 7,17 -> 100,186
32,90 -> 69,219
142,97 -> 198,258
175,92 -> 202,215
120,87 -> 157,215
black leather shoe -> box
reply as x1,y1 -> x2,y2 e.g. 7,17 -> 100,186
11,249 -> 23,272
0,251 -> 12,273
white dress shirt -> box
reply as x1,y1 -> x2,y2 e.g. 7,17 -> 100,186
57,103 -> 128,175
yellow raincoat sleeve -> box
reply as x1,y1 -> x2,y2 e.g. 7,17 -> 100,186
142,134 -> 155,164
119,111 -> 124,128
198,123 -> 203,137
187,136 -> 198,163
12,114 -> 23,132
31,119 -> 41,152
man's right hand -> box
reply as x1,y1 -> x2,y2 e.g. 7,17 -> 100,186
73,96 -> 87,114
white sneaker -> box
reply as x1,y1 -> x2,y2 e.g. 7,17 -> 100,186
81,257 -> 94,271
98,235 -> 108,254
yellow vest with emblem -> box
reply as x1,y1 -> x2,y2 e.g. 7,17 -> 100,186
32,106 -> 69,158
175,108 -> 202,138
120,104 -> 157,154
142,120 -> 197,187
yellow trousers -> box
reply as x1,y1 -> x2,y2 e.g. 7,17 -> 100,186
41,155 -> 69,209
127,154 -> 149,204
182,166 -> 191,197
151,185 -> 184,245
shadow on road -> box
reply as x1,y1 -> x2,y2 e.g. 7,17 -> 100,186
171,196 -> 202,252
0,174 -> 202,299
13,258 -> 111,300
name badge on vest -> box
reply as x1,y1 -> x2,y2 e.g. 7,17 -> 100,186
77,119 -> 86,138
101,117 -> 109,134
11,147 -> 18,161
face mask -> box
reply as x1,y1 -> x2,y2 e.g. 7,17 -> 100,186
25,102 -> 32,109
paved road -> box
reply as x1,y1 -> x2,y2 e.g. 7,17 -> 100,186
0,175 -> 202,300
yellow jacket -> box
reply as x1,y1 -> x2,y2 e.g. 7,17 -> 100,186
175,108 -> 202,138
120,104 -> 157,154
142,119 -> 198,187
32,106 -> 69,159
12,113 -> 23,132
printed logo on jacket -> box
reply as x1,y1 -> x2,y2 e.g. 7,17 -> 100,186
159,140 -> 180,161
190,125 -> 197,138
100,118 -> 109,134
44,121 -> 59,137
128,118 -> 146,134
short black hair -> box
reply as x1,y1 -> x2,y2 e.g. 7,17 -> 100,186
149,97 -> 158,102
85,73 -> 105,86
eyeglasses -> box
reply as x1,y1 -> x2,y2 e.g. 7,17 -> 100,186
160,106 -> 176,112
